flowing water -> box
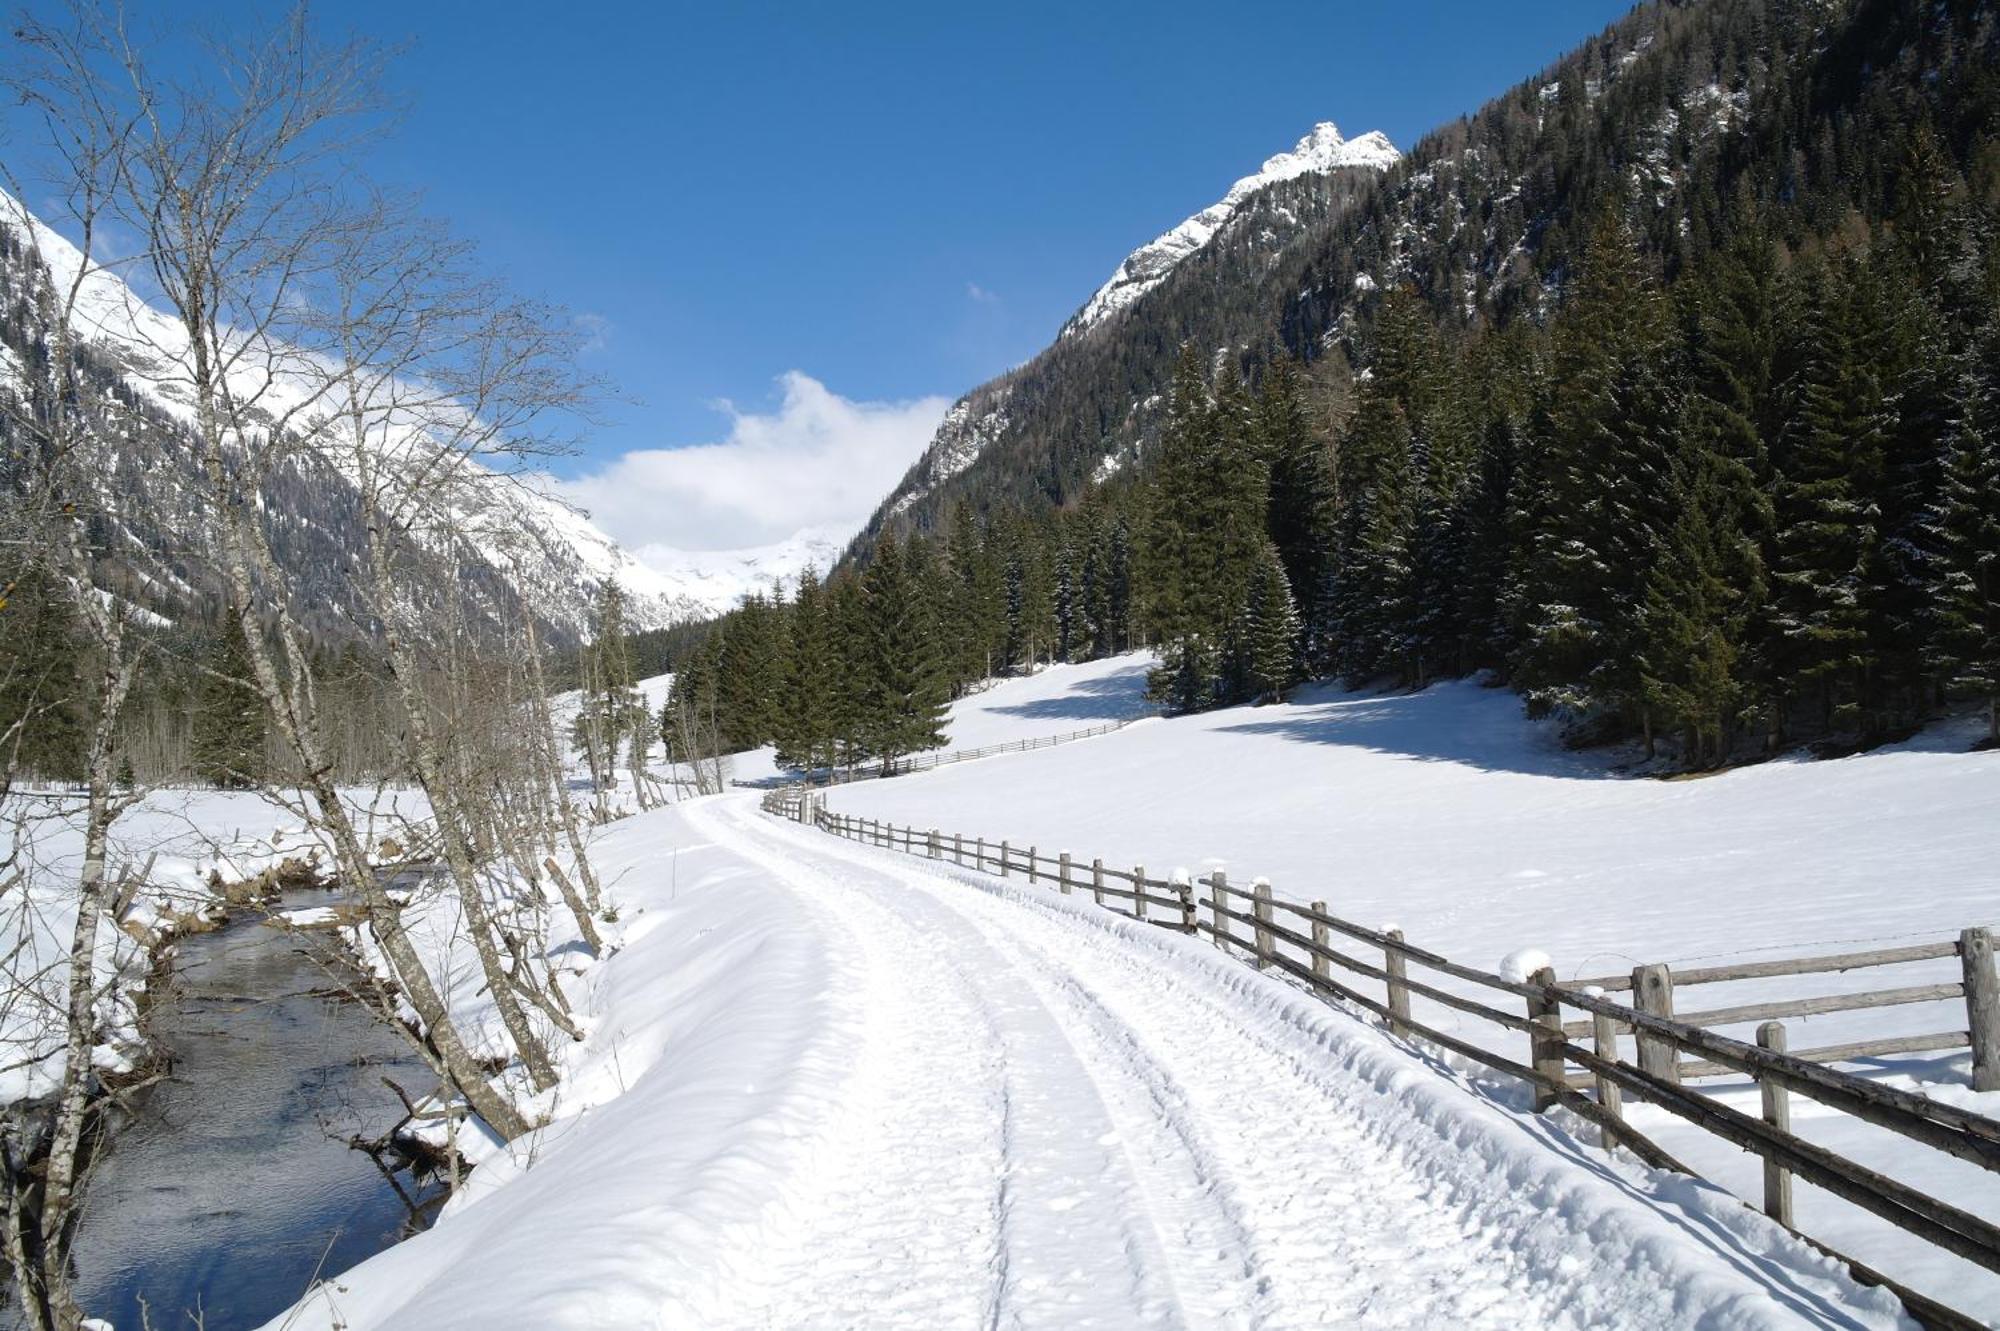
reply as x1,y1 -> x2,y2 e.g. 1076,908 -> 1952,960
70,891 -> 440,1331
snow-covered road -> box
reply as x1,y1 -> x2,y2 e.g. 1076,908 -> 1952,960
677,797 -> 1904,1330
279,793 -> 1912,1329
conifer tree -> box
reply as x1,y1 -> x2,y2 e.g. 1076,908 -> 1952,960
777,569 -> 838,771
190,603 -> 268,788
1932,319 -> 2000,742
0,559 -> 88,782
1770,257 -> 1892,733
1515,212 -> 1677,722
1245,540 -> 1301,702
858,537 -> 949,769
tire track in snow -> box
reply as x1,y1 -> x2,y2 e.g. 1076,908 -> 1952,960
691,798 -> 1202,1329
728,796 -> 1911,1331
680,798 -> 1006,1329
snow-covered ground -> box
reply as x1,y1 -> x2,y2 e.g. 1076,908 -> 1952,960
821,653 -> 2000,1315
683,654 -> 1160,789
270,793 -> 1910,1330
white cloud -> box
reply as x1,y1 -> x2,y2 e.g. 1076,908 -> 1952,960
555,371 -> 950,553
966,281 -> 1000,304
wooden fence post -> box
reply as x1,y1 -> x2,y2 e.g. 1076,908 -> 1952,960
1058,852 -> 1072,895
1179,874 -> 1197,934
928,828 -> 939,859
1527,965 -> 1564,1113
1632,963 -> 1680,1086
1000,840 -> 1010,878
1211,872 -> 1229,954
1310,902 -> 1330,983
1134,864 -> 1147,922
1963,927 -> 2000,1092
1253,881 -> 1273,970
1589,993 -> 1625,1150
1029,845 -> 1039,885
1758,1020 -> 1794,1226
1091,858 -> 1104,906
954,833 -> 963,866
1385,928 -> 1412,1039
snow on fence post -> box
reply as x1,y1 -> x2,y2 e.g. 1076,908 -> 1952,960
1526,965 -> 1565,1113
1134,865 -> 1147,922
928,828 -> 939,859
1058,852 -> 1072,895
1758,1021 -> 1794,1226
1585,987 -> 1626,1150
1210,872 -> 1230,954
1963,927 -> 2000,1092
1177,872 -> 1197,934
1632,963 -> 1680,1086
1384,927 -> 1412,1039
1310,903 -> 1330,982
1252,880 -> 1273,970
1091,858 -> 1105,906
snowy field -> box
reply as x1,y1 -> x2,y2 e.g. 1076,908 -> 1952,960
822,653 -> 2000,1315
270,793 -> 1909,1330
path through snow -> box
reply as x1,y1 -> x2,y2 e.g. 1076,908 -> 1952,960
274,794 -> 1912,1329
678,798 -> 1903,1330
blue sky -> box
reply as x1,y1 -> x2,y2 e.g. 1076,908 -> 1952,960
342,2 -> 1632,452
37,2 -> 1639,550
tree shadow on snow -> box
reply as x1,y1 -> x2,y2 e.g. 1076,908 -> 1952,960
1211,682 -> 1623,781
983,662 -> 1160,724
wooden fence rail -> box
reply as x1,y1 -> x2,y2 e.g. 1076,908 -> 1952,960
758,784 -> 2000,1330
732,719 -> 1139,790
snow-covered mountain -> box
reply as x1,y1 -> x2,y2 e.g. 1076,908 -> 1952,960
627,525 -> 845,618
1062,123 -> 1398,339
868,120 -> 1400,534
0,189 -> 702,638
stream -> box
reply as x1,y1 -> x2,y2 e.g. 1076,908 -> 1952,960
70,889 -> 441,1331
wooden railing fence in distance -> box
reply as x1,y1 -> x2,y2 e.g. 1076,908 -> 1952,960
733,719 -> 1139,790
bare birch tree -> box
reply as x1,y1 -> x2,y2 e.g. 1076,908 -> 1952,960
0,15 -> 152,1319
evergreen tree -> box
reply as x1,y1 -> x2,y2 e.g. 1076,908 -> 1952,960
776,569 -> 837,771
1140,346 -> 1269,708
1514,213 -> 1677,724
0,559 -> 88,782
190,604 -> 268,788
858,537 -> 949,769
1245,540 -> 1301,702
1769,257 -> 1892,734
1932,319 -> 2000,742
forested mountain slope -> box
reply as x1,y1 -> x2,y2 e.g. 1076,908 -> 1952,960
685,0 -> 2000,776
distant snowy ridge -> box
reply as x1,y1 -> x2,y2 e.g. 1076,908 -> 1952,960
1062,123 -> 1399,339
628,525 -> 845,616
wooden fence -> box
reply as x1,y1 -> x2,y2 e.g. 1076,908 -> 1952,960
733,718 -> 1137,789
759,784 -> 2000,1330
